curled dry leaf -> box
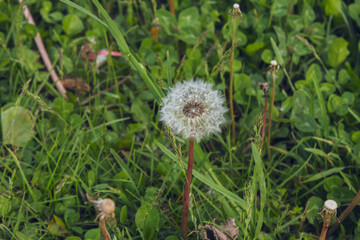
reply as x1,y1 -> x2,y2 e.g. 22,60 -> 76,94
198,218 -> 239,240
62,77 -> 90,92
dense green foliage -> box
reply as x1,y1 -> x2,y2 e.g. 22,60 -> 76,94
1,0 -> 360,239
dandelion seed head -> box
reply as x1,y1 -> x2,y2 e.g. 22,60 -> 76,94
93,198 -> 115,220
160,79 -> 227,142
324,199 -> 337,211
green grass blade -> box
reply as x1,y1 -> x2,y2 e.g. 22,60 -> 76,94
302,167 -> 345,183
252,143 -> 266,238
60,0 -> 105,26
270,37 -> 295,92
307,64 -> 329,137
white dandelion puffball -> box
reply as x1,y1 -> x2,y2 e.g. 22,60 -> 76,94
324,199 -> 338,211
160,79 -> 227,142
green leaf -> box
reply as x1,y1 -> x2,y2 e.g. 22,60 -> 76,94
2,106 -> 34,147
53,97 -> 74,119
120,205 -> 128,224
156,9 -> 177,35
178,7 -> 199,29
84,228 -> 101,240
341,92 -> 355,105
323,0 -> 341,16
261,49 -> 273,63
351,131 -> 360,143
245,42 -> 265,56
62,14 -> 84,35
327,94 -> 342,113
65,237 -> 82,240
87,170 -> 95,187
294,113 -> 318,132
306,196 -> 323,224
135,203 -> 159,240
327,38 -> 350,68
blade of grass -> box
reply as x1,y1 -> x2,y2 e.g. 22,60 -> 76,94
7,148 -> 36,201
270,37 -> 295,92
251,143 -> 266,238
302,167 -> 345,183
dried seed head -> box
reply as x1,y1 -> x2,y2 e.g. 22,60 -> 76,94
93,198 -> 116,221
230,3 -> 242,16
160,79 -> 227,142
319,199 -> 338,222
324,199 -> 337,211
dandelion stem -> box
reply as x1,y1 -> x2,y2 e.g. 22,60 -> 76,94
229,10 -> 237,143
327,189 -> 360,238
181,136 -> 195,240
267,70 -> 276,160
320,219 -> 330,240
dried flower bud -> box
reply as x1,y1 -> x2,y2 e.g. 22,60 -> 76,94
319,199 -> 338,223
229,3 -> 242,17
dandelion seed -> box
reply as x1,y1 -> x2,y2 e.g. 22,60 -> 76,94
160,79 -> 227,142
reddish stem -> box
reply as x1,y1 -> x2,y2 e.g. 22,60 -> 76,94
19,0 -> 67,98
260,91 -> 268,150
320,219 -> 330,240
181,137 -> 195,240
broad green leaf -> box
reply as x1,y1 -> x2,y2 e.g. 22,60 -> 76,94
323,0 -> 341,16
135,203 -> 159,240
2,106 -> 34,147
245,42 -> 264,56
294,113 -> 318,132
65,237 -> 82,240
53,97 -> 74,119
156,9 -> 177,35
84,228 -> 101,240
327,38 -> 350,68
48,215 -> 69,236
178,7 -> 199,29
62,14 -> 84,35
261,49 -> 273,63
327,94 -> 342,113
341,92 -> 355,105
306,196 -> 323,224
351,131 -> 360,143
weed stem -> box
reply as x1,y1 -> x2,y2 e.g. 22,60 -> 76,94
267,70 -> 276,160
181,136 -> 195,240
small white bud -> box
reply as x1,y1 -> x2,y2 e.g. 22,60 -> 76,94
270,60 -> 278,66
324,199 -> 337,211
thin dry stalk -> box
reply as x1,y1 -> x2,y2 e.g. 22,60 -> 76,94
259,82 -> 269,150
99,219 -> 111,240
169,0 -> 175,16
19,0 -> 67,98
267,61 -> 278,160
181,136 -> 195,240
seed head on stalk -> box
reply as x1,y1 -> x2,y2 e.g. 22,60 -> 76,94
160,79 -> 227,239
